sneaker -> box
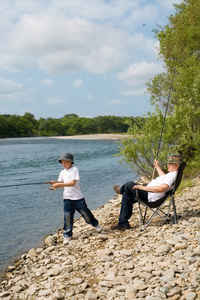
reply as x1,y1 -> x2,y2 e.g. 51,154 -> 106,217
63,237 -> 72,244
94,224 -> 102,232
113,185 -> 121,194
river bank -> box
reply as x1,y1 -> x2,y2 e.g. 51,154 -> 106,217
49,133 -> 129,140
0,176 -> 200,299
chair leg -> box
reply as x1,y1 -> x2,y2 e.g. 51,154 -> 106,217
138,202 -> 143,231
171,195 -> 177,224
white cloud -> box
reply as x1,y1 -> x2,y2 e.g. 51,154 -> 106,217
109,99 -> 124,105
0,90 -> 33,103
82,94 -> 95,101
0,77 -> 22,93
40,79 -> 55,86
5,13 -> 153,74
0,54 -> 33,72
118,61 -> 163,85
45,96 -> 65,105
72,78 -> 83,88
0,78 -> 33,103
121,88 -> 148,96
117,61 -> 164,95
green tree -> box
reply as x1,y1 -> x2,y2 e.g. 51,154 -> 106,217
119,0 -> 200,176
0,115 -> 9,138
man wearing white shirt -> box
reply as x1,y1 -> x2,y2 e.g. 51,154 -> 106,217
111,154 -> 182,230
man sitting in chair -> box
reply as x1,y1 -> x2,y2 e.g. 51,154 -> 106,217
111,153 -> 182,230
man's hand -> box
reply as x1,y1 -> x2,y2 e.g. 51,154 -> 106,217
154,159 -> 165,176
154,159 -> 159,168
132,185 -> 140,190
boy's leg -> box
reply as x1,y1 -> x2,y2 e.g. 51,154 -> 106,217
63,199 -> 75,237
73,198 -> 98,227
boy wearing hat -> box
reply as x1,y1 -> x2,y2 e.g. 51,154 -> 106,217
111,153 -> 182,230
51,152 -> 101,244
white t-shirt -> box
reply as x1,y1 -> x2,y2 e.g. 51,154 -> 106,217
58,166 -> 84,200
147,171 -> 178,202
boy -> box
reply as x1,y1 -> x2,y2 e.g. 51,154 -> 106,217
51,152 -> 101,244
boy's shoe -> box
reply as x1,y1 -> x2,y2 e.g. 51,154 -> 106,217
94,224 -> 102,232
63,237 -> 72,244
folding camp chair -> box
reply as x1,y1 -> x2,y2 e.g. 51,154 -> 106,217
135,162 -> 186,231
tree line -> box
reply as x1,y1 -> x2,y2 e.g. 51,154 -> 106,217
0,113 -> 144,138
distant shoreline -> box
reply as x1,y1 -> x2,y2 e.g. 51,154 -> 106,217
49,133 -> 129,140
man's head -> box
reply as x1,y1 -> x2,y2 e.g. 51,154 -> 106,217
167,153 -> 182,164
167,153 -> 182,172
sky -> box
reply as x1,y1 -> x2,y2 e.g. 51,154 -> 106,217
0,0 -> 182,120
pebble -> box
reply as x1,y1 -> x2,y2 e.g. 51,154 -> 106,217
0,177 -> 200,299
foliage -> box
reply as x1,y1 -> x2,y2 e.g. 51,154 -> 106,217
119,0 -> 200,176
0,113 -> 138,138
118,111 -> 176,176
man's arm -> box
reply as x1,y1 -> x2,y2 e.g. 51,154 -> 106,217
133,183 -> 169,193
154,160 -> 165,176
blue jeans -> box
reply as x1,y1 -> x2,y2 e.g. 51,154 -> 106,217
118,181 -> 148,227
63,198 -> 98,237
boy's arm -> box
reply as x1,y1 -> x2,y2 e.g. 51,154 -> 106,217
52,180 -> 76,189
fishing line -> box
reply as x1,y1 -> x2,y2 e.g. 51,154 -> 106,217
0,182 -> 52,188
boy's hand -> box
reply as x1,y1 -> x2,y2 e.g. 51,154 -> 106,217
52,183 -> 61,189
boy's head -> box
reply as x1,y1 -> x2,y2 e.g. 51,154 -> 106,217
58,152 -> 74,164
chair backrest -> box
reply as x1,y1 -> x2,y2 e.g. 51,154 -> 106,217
173,161 -> 186,193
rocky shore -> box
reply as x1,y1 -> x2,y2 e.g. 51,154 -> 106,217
0,177 -> 200,300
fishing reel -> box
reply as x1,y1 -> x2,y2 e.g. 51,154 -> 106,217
45,181 -> 57,191
49,186 -> 56,191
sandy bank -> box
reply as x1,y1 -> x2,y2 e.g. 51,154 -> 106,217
49,133 -> 129,140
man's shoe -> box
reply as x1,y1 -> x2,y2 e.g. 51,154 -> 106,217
94,224 -> 102,232
113,185 -> 121,194
63,237 -> 72,244
110,224 -> 131,230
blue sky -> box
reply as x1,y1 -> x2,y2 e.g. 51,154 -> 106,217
0,0 -> 181,120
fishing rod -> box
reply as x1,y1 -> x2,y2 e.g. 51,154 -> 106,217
0,181 -> 61,189
152,55 -> 178,180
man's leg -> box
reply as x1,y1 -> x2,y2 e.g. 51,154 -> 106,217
118,181 -> 137,227
111,181 -> 148,229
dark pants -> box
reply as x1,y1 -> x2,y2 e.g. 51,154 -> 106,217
118,181 -> 148,227
63,198 -> 98,237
